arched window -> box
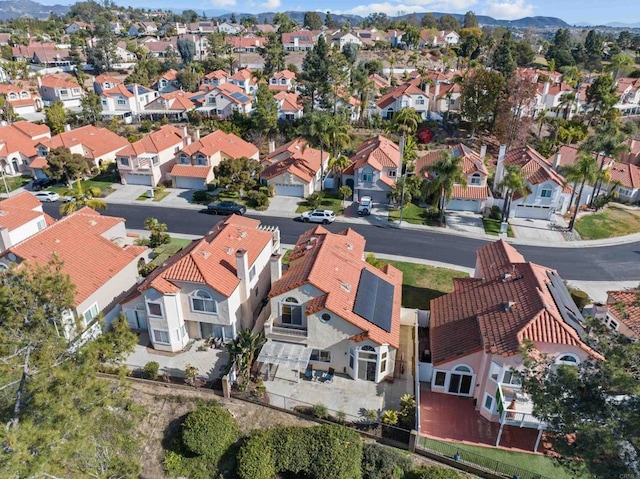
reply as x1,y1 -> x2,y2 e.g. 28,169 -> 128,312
196,153 -> 207,165
362,167 -> 373,182
180,153 -> 189,164
20,91 -> 28,98
555,353 -> 579,365
191,289 -> 217,313
281,297 -> 302,326
470,173 -> 481,185
8,92 -> 17,100
453,364 -> 473,373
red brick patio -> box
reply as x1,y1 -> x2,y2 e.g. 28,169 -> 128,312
420,387 -> 544,453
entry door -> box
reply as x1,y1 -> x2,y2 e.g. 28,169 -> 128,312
358,360 -> 376,381
448,373 -> 473,395
201,322 -> 215,338
134,307 -> 147,330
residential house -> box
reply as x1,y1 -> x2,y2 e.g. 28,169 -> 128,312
170,130 -> 259,189
93,73 -> 122,94
253,24 -> 276,35
65,21 -> 92,35
217,22 -> 243,35
154,69 -> 180,93
385,30 -> 405,48
0,192 -> 52,252
227,35 -> 266,53
331,31 -> 362,51
545,145 -> 615,172
202,70 -> 229,87
274,91 -> 303,120
429,82 -> 462,116
109,22 -> 124,35
268,69 -> 296,92
496,146 -> 573,219
33,125 -> 129,174
536,82 -> 580,119
342,136 -> 400,202
115,41 -> 136,62
420,29 -> 459,47
117,125 -> 190,186
229,68 -> 258,95
121,215 -> 280,351
376,82 -> 429,120
282,30 -> 316,51
0,121 -> 51,176
142,91 -> 196,122
605,162 -> 640,203
0,208 -> 149,338
27,44 -> 75,68
0,84 -> 43,115
264,226 -> 402,383
37,74 -> 84,108
601,289 -> 640,339
428,240 -> 602,448
188,21 -> 217,34
620,138 -> 640,165
353,29 -> 383,48
614,77 -> 640,116
129,22 -> 158,36
195,83 -> 253,119
416,143 -> 491,213
143,39 -> 178,59
261,138 -> 329,197
100,83 -> 158,121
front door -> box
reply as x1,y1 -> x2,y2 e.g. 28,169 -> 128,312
201,322 -> 215,338
448,373 -> 473,395
358,359 -> 377,381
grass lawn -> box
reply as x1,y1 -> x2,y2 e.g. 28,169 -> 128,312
382,259 -> 468,309
574,204 -> 640,239
1,175 -> 30,193
482,218 -> 515,238
51,179 -> 116,197
136,189 -> 170,202
422,438 -> 578,479
388,203 -> 439,226
150,238 -> 192,266
295,193 -> 345,215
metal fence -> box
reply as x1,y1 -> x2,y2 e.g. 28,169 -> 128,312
417,436 -> 553,479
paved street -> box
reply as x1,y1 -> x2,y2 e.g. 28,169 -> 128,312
43,203 -> 640,281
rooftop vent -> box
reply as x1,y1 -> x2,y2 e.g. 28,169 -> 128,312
340,282 -> 351,293
346,242 -> 353,250
502,273 -> 512,282
224,246 -> 233,255
504,301 -> 517,312
201,250 -> 211,260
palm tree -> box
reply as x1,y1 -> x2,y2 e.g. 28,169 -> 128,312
251,68 -> 269,85
609,53 -> 633,80
225,328 -> 266,386
325,116 -> 351,158
498,165 -> 530,220
567,152 -> 600,231
557,92 -> 577,120
391,107 -> 422,136
328,154 -> 351,190
536,108 -> 548,137
302,112 -> 332,189
387,54 -> 397,82
59,182 -> 107,216
421,152 -> 467,223
338,185 -> 352,207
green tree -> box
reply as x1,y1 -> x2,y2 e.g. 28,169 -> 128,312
44,147 -> 92,186
176,67 -> 200,92
273,12 -> 296,33
458,68 -> 504,137
493,74 -> 537,149
298,35 -> 331,110
390,106 -> 422,136
251,83 -> 278,137
567,152 -> 599,231
437,14 -> 459,31
144,217 -> 171,248
546,28 -> 575,68
86,18 -> 117,74
213,156 -> 263,193
421,13 -> 437,29
338,185 -> 352,207
176,37 -> 196,64
609,52 -> 634,79
522,322 -> 640,478
44,100 -> 67,134
59,182 -> 107,216
583,29 -> 603,71
586,73 -> 619,124
498,165 -> 530,220
225,328 -> 266,387
328,154 -> 351,190
402,26 -> 420,50
81,91 -> 102,125
422,152 -> 467,222
463,11 -> 478,28
303,11 -> 323,30
258,32 -> 287,76
491,34 -> 517,77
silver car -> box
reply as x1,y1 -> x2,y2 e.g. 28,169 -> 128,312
299,209 -> 335,224
33,191 -> 60,202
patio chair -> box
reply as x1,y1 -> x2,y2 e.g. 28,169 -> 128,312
314,369 -> 324,381
323,367 -> 335,383
304,364 -> 313,381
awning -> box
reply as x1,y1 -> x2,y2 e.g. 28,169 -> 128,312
257,341 -> 312,371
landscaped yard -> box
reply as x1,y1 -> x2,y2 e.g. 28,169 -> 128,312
295,192 -> 346,215
149,237 -> 192,266
381,259 -> 468,309
0,175 -> 30,193
483,218 -> 515,238
136,188 -> 170,202
421,438 -> 578,479
388,203 -> 439,226
574,204 -> 640,240
51,179 -> 116,196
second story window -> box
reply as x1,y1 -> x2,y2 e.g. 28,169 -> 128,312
281,297 -> 302,326
191,289 -> 217,313
470,173 -> 481,185
180,154 -> 189,165
196,154 -> 207,166
362,167 -> 373,182
120,157 -> 130,166
540,188 -> 552,198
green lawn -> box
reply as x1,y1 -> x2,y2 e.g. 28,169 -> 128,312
421,438 -> 579,479
295,193 -> 345,215
1,175 -> 30,193
51,179 -> 116,197
136,189 -> 170,202
382,259 -> 468,309
574,204 -> 640,239
482,218 -> 515,238
388,203 -> 439,226
150,238 -> 192,266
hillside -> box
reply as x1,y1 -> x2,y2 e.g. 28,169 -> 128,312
0,0 -> 68,19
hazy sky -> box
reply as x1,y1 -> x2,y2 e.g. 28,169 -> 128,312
41,0 -> 640,25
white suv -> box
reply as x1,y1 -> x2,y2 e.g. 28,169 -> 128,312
358,196 -> 373,216
299,209 -> 336,224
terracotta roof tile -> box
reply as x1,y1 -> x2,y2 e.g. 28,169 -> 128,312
607,289 -> 640,337
261,138 -> 328,183
504,146 -> 568,190
169,164 -> 210,178
0,192 -> 44,232
41,125 -> 128,160
117,125 -> 184,157
180,130 -> 258,159
607,162 -> 640,189
347,135 -> 400,173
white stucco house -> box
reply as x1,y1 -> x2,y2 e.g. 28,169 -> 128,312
0,192 -> 51,252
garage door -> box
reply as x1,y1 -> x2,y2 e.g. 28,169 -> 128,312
125,173 -> 152,186
274,183 -> 304,197
514,205 -> 552,220
447,199 -> 480,212
175,177 -> 206,190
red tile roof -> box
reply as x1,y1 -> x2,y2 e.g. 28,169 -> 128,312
607,162 -> 640,189
41,125 -> 129,160
101,83 -> 133,98
504,146 -> 570,192
274,91 -> 302,111
180,130 -> 258,159
416,143 -> 488,178
0,192 -> 45,232
138,216 -> 273,297
545,145 -> 615,170
269,226 -> 402,348
2,208 -> 147,306
40,74 -> 79,89
607,289 -> 640,338
430,240 -> 602,365
376,82 -> 426,109
169,164 -> 210,178
117,125 -> 184,157
261,138 -> 328,183
0,122 -> 50,159
344,135 -> 400,175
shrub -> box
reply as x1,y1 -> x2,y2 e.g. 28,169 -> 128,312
570,289 -> 590,310
236,431 -> 275,479
306,193 -> 323,209
381,409 -> 399,425
182,405 -> 239,458
139,119 -> 153,133
361,443 -> 413,479
142,361 -> 159,380
489,205 -> 502,220
246,190 -> 269,208
365,409 -> 379,423
312,403 -> 329,419
405,465 -> 465,479
192,190 -> 211,202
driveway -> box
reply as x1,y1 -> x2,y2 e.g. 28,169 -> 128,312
509,216 -> 565,244
265,195 -> 302,217
445,212 -> 485,236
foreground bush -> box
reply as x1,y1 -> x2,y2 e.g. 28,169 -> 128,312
362,443 -> 413,479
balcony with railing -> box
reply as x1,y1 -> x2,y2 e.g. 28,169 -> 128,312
264,317 -> 308,341
497,383 -> 545,429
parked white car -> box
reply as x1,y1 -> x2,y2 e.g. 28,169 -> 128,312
299,209 -> 336,224
33,191 -> 60,202
358,196 -> 373,216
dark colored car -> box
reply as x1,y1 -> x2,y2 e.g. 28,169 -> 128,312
32,177 -> 56,190
207,201 -> 247,215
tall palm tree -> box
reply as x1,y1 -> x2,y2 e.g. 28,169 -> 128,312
59,182 -> 107,216
498,165 -> 531,221
536,108 -> 548,137
251,68 -> 269,85
421,152 -> 467,223
327,154 -> 351,190
303,112 -> 332,189
567,152 -> 600,231
609,53 -> 633,80
391,107 -> 422,136
225,328 -> 266,385
557,92 -> 577,120
325,116 -> 351,158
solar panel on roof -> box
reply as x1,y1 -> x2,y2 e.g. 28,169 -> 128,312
353,269 -> 394,332
546,270 -> 587,340
230,92 -> 250,102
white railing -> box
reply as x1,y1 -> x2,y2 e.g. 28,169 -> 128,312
271,325 -> 308,338
501,410 -> 543,428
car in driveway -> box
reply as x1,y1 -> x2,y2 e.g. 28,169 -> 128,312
32,177 -> 56,190
33,191 -> 60,202
207,201 -> 247,215
358,196 -> 373,216
299,209 -> 335,224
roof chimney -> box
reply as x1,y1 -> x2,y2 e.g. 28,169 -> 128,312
235,248 -> 251,299
64,124 -> 71,132
501,273 -> 512,282
270,253 -> 282,283
479,144 -> 487,161
192,128 -> 200,142
493,144 -> 507,191
552,152 -> 562,171
268,140 -> 275,153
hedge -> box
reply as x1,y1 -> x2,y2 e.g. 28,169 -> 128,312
182,405 -> 239,458
362,442 -> 413,479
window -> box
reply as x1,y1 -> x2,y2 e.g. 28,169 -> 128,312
196,154 -> 207,166
310,349 -> 331,362
8,93 -> 17,100
174,146 -> 180,153
153,329 -> 170,344
540,189 -> 553,198
117,96 -> 126,105
320,312 -> 331,322
349,348 -> 355,369
281,297 -> 302,326
120,157 -> 130,166
416,97 -> 425,105
73,88 -> 80,94
152,156 -> 159,165
483,393 -> 495,413
470,173 -> 481,185
249,265 -> 256,281
489,362 -> 501,382
83,303 -> 99,323
556,353 -> 579,365
608,319 -> 619,331
502,369 -> 522,386
362,167 -> 373,182
59,89 -> 68,97
434,371 -> 446,387
147,302 -> 163,317
180,154 -> 189,164
101,99 -> 107,106
20,91 -> 28,99
618,187 -> 632,197
380,351 -> 387,373
37,219 -> 46,230
388,169 -> 397,177
191,290 -> 217,313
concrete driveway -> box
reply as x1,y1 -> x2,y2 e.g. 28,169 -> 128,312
266,195 -> 303,217
445,212 -> 485,236
509,217 -> 565,243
